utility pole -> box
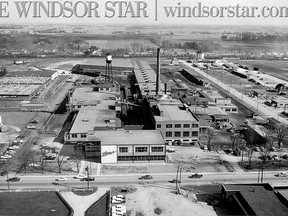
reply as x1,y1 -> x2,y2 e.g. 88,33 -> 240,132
6,171 -> 10,190
85,166 -> 89,189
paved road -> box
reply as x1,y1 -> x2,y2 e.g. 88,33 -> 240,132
1,171 -> 287,191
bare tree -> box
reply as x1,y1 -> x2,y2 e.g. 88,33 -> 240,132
17,151 -> 33,173
72,148 -> 84,173
243,127 -> 259,167
206,128 -> 216,151
40,147 -> 48,174
275,124 -> 288,148
57,155 -> 66,174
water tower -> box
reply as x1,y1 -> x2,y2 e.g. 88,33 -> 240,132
105,53 -> 113,82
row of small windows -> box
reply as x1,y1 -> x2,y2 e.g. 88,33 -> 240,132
118,155 -> 165,161
119,147 -> 164,153
166,131 -> 198,137
71,133 -> 87,138
157,123 -> 198,128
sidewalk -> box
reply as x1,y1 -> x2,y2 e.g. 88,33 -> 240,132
59,187 -> 109,216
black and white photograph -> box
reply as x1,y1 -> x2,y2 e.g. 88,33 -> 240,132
1,0 -> 288,215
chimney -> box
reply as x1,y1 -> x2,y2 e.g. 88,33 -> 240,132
156,48 -> 160,95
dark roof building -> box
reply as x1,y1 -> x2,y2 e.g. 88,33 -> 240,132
222,184 -> 288,216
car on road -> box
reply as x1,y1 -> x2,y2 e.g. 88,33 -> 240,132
6,177 -> 20,182
80,177 -> 95,181
74,173 -> 87,179
188,173 -> 203,179
170,179 -> 181,183
52,182 -> 59,185
139,175 -> 153,180
55,177 -> 67,181
275,172 -> 288,177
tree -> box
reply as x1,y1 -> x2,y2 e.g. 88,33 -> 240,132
17,151 -> 33,173
39,147 -> 48,174
259,128 -> 274,164
206,128 -> 216,151
57,155 -> 66,174
243,127 -> 259,167
274,124 -> 288,148
72,146 -> 84,173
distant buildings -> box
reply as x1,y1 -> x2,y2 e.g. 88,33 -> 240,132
0,76 -> 51,100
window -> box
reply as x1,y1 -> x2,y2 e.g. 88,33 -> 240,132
135,147 -> 148,152
232,108 -> 237,112
81,134 -> 86,138
71,134 -> 77,138
183,131 -> 190,137
174,132 -> 181,137
157,124 -> 161,128
192,124 -> 199,128
184,124 -> 190,128
119,147 -> 128,153
192,131 -> 198,137
78,105 -> 81,108
175,124 -> 181,128
151,147 -> 164,152
166,131 -> 172,137
226,109 -> 231,112
166,124 -> 172,128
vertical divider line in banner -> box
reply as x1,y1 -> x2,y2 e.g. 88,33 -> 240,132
155,0 -> 158,21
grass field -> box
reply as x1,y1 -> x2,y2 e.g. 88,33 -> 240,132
0,192 -> 70,216
86,39 -> 159,50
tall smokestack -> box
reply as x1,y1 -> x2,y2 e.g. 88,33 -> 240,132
156,48 -> 160,95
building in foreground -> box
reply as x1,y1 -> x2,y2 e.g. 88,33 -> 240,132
222,184 -> 288,216
85,130 -> 166,163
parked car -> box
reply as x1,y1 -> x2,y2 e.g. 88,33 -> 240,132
29,119 -> 39,124
80,177 -> 95,181
6,177 -> 20,182
275,172 -> 287,177
139,175 -> 153,180
55,177 -> 67,181
1,155 -> 12,159
188,173 -> 203,179
16,135 -> 25,139
26,125 -> 36,129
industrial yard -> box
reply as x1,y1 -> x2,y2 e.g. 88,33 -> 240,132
1,23 -> 288,216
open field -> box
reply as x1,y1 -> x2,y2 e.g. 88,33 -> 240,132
87,39 -> 158,50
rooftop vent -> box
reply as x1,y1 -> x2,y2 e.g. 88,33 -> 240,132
83,119 -> 89,122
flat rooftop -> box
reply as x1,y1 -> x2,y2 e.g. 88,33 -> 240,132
71,87 -> 117,106
224,184 -> 288,216
69,106 -> 117,134
87,130 -> 165,145
0,76 -> 50,85
155,104 -> 198,122
0,84 -> 40,96
189,106 -> 228,116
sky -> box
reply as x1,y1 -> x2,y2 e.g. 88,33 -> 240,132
0,0 -> 288,26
